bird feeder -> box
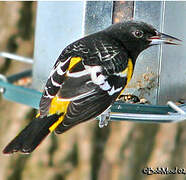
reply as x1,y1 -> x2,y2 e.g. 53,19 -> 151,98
0,1 -> 186,123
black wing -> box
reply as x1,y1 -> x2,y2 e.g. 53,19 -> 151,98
55,70 -> 127,134
39,32 -> 129,117
55,87 -> 120,134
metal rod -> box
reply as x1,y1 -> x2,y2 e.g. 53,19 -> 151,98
0,52 -> 33,64
110,112 -> 186,123
167,101 -> 186,115
0,74 -> 7,82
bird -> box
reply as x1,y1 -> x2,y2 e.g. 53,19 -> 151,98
3,21 -> 181,154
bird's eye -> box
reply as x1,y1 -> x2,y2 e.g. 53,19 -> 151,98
132,30 -> 144,38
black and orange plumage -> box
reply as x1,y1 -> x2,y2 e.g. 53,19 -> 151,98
3,21 -> 181,154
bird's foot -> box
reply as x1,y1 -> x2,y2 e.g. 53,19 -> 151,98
98,109 -> 111,128
118,94 -> 150,104
118,94 -> 140,103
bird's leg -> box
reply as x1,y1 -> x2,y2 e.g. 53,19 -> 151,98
98,108 -> 111,128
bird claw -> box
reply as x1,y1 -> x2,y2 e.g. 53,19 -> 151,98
118,94 -> 150,104
118,94 -> 140,103
98,109 -> 111,128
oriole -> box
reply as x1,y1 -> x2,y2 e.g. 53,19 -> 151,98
3,21 -> 181,154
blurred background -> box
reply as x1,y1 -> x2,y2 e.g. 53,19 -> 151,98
0,1 -> 186,180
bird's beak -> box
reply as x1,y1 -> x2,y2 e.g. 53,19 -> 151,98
148,32 -> 182,45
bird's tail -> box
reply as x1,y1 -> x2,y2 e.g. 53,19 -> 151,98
3,113 -> 63,154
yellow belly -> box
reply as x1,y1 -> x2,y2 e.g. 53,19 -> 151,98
119,58 -> 134,96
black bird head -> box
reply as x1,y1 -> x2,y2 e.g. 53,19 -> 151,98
105,21 -> 181,60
